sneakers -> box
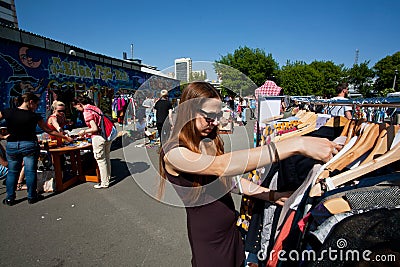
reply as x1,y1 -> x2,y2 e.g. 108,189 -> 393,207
2,198 -> 14,206
93,184 -> 108,189
3,195 -> 44,205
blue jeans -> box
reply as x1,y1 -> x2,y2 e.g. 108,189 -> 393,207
241,108 -> 247,123
6,141 -> 39,200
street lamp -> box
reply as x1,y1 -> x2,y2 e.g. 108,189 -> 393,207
393,69 -> 398,90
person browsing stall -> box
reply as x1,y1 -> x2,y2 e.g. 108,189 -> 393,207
158,82 -> 339,267
72,96 -> 112,189
47,100 -> 69,146
154,89 -> 173,143
0,92 -> 73,206
142,94 -> 155,127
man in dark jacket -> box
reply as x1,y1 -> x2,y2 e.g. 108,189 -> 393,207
154,89 -> 173,143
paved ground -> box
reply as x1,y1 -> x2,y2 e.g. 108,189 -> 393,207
0,119 -> 256,267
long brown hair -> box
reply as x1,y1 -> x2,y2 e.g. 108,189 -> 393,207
158,82 -> 225,200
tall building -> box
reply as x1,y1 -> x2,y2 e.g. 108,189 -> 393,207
0,0 -> 18,28
174,57 -> 192,82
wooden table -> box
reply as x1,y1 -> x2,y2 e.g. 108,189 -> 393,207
49,143 -> 100,192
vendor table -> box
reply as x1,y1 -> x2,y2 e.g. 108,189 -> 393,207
49,143 -> 100,192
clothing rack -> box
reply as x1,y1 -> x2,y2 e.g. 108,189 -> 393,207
243,99 -> 400,265
291,96 -> 400,108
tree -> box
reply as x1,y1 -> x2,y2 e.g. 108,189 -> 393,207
373,51 -> 400,95
347,61 -> 375,97
308,61 -> 346,97
215,46 -> 279,96
278,61 -> 320,96
189,71 -> 207,82
213,62 -> 257,96
278,60 -> 346,97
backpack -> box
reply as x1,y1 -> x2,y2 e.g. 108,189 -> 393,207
86,109 -> 118,141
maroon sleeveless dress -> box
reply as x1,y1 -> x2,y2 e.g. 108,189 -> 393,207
162,145 -> 244,267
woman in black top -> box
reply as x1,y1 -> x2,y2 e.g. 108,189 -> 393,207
0,93 -> 72,205
154,89 -> 173,143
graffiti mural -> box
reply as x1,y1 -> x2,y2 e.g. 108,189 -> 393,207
0,39 -> 179,122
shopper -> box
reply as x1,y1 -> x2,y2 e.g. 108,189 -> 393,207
0,131 -> 26,190
72,96 -> 112,189
0,92 -> 73,205
142,95 -> 155,127
0,142 -> 9,180
249,96 -> 256,119
47,100 -> 69,146
329,82 -> 352,119
154,89 -> 173,143
240,96 -> 247,125
158,81 -> 339,267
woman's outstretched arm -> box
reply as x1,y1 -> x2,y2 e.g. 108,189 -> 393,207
164,136 -> 339,178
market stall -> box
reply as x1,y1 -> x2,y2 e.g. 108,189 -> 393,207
42,137 -> 100,192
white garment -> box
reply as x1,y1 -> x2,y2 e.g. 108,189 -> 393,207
329,97 -> 352,117
390,130 -> 400,149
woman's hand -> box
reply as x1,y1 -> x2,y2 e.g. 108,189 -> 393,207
297,136 -> 340,162
0,133 -> 10,140
78,130 -> 86,137
271,190 -> 293,206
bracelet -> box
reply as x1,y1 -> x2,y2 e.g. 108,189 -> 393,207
269,142 -> 280,164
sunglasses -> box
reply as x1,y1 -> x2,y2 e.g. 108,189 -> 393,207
56,110 -> 65,113
198,109 -> 223,123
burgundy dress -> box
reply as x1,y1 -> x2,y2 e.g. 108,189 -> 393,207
163,147 -> 244,266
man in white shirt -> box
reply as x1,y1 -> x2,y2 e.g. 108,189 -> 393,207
142,95 -> 155,127
330,83 -> 352,120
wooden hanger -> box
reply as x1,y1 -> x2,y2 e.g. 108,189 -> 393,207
387,124 -> 400,149
274,113 -> 317,142
262,114 -> 284,124
343,120 -> 357,145
360,124 -> 390,165
298,111 -> 314,124
321,123 -> 379,175
339,119 -> 353,137
353,119 -> 368,137
309,136 -> 400,197
324,116 -> 348,128
294,109 -> 307,119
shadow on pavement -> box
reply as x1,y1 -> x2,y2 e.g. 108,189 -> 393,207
111,132 -> 146,152
110,158 -> 150,186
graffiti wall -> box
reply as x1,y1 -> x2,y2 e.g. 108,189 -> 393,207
0,39 -> 179,123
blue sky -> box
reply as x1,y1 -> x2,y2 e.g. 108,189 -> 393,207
15,0 -> 400,73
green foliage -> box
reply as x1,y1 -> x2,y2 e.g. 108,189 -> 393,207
213,62 -> 257,96
309,61 -> 345,96
373,51 -> 400,93
214,46 -> 400,98
380,88 -> 396,97
215,46 -> 278,96
347,61 -> 375,97
278,60 -> 346,97
189,71 -> 207,82
278,61 -> 317,96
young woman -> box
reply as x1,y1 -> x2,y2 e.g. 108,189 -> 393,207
0,92 -> 73,205
47,100 -> 69,146
72,96 -> 112,189
159,82 -> 339,267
